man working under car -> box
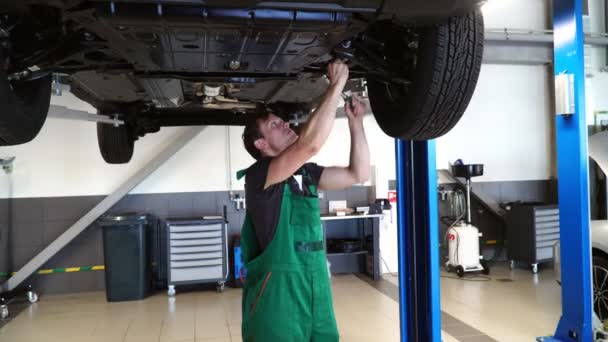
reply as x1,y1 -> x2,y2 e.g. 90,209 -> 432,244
237,59 -> 370,341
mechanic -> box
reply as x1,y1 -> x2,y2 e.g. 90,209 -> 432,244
237,60 -> 370,341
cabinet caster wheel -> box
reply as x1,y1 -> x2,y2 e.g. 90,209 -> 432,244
216,282 -> 225,293
167,285 -> 176,297
481,260 -> 490,276
27,291 -> 39,303
531,264 -> 538,274
456,266 -> 465,278
445,264 -> 454,273
509,260 -> 515,270
1,305 -> 8,320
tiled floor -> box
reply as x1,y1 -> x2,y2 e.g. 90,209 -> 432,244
359,274 -> 496,341
0,263 -> 562,342
0,275 -> 401,342
384,262 -> 562,341
439,263 -> 561,341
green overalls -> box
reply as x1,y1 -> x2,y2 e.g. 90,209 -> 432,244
237,168 -> 339,342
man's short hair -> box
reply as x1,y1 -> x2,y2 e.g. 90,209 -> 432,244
242,112 -> 272,160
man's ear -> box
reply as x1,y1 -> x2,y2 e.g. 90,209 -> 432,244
253,138 -> 267,152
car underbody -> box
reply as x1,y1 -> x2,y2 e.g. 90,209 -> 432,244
0,0 -> 484,163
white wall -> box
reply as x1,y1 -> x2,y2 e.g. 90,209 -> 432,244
482,0 -> 549,30
0,91 -> 258,198
0,119 -> 234,198
436,64 -> 553,182
0,107 -> 396,199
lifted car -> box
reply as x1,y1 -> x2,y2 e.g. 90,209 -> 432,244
0,0 -> 484,163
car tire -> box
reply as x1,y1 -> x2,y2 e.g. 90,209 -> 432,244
593,254 -> 608,322
97,121 -> 135,164
0,69 -> 52,145
367,9 -> 484,140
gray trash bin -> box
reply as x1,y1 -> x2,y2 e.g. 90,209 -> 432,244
99,213 -> 151,302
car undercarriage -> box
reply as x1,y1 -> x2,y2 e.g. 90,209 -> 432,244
0,0 -> 484,163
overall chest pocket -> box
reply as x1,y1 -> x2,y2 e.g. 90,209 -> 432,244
289,197 -> 320,228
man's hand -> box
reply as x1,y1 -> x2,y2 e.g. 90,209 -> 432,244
264,60 -> 348,189
326,60 -> 349,87
345,95 -> 366,123
319,95 -> 370,191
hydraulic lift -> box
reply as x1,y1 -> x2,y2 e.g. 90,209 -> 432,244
394,0 -> 594,341
541,0 -> 593,341
395,139 -> 441,341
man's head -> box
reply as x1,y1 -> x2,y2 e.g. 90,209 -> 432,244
242,112 -> 299,160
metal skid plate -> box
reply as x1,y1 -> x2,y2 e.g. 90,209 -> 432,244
73,3 -> 366,74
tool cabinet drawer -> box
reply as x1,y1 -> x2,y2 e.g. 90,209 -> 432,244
536,247 -> 554,261
171,259 -> 223,268
170,238 -> 222,247
170,265 -> 223,282
170,245 -> 222,254
170,251 -> 223,261
536,233 -> 560,242
169,231 -> 222,240
169,224 -> 222,233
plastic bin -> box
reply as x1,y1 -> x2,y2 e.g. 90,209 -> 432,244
99,213 -> 151,302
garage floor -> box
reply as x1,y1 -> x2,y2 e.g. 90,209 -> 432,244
0,263 -> 561,342
383,262 -> 562,341
439,263 -> 561,341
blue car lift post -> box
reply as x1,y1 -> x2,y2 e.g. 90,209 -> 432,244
395,139 -> 442,342
395,1 -> 593,341
544,0 -> 593,341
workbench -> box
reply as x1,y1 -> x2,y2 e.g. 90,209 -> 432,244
321,214 -> 383,281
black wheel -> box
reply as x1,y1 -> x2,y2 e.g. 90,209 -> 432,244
455,266 -> 465,278
445,264 -> 454,273
97,121 -> 135,164
481,260 -> 490,275
593,255 -> 608,322
0,69 -> 52,145
367,10 -> 484,140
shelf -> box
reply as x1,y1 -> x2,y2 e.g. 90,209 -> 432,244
327,251 -> 368,256
321,214 -> 384,221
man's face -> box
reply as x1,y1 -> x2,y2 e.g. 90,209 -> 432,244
255,113 -> 298,157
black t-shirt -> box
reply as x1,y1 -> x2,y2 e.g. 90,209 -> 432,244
245,158 -> 324,251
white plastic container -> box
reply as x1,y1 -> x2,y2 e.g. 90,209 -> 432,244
447,223 -> 482,269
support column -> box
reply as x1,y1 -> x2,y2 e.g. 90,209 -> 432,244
396,139 -> 441,342
549,0 -> 593,340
